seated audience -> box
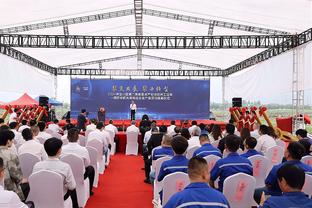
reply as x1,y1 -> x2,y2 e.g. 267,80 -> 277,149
218,124 -> 243,153
88,122 -> 110,156
0,130 -> 25,200
263,142 -> 312,196
240,137 -> 263,158
251,123 -> 260,138
126,120 -> 140,134
298,139 -> 311,156
164,157 -> 230,208
208,124 -> 222,143
296,129 -> 312,144
9,122 -> 25,147
32,138 -> 79,208
187,126 -> 201,149
48,119 -> 62,133
62,128 -> 95,196
157,136 -> 189,182
147,125 -> 167,154
180,128 -> 191,140
259,164 -> 312,208
36,121 -> 52,141
143,122 -> 157,144
210,134 -> 253,191
9,108 -> 18,123
167,120 -> 176,136
193,134 -> 222,158
255,125 -> 276,154
188,120 -> 198,134
18,120 -> 29,133
267,126 -> 278,140
29,120 -> 37,128
18,128 -> 47,160
145,135 -> 174,184
86,119 -> 97,131
199,123 -> 209,136
0,157 -> 29,208
105,120 -> 118,137
172,126 -> 181,137
240,127 -> 251,147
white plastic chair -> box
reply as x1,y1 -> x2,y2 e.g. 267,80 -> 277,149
223,173 -> 256,208
248,155 -> 270,188
126,131 -> 139,155
265,146 -> 284,173
162,172 -> 190,206
153,156 -> 172,202
275,139 -> 286,150
203,155 -> 221,172
78,135 -> 87,147
61,154 -> 90,208
106,130 -> 116,155
151,146 -> 162,169
186,146 -> 200,159
302,174 -> 312,197
18,153 -> 40,179
27,170 -> 72,208
87,139 -> 106,174
86,146 -> 99,188
301,155 -> 312,167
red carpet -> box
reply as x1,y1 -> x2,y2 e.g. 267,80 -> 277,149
86,154 -> 153,208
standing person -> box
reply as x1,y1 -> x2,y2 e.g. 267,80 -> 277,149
77,109 -> 87,132
97,107 -> 106,123
129,101 -> 137,120
9,109 -> 18,123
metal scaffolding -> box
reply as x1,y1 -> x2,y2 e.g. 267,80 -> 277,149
0,34 -> 295,49
134,0 -> 143,70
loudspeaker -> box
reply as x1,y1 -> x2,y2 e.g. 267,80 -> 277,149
39,96 -> 49,107
232,97 -> 242,107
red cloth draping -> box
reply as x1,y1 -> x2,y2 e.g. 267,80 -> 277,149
116,132 -> 142,154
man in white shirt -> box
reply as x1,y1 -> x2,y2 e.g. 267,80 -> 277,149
9,122 -> 25,147
167,120 -> 176,136
250,122 -> 260,139
130,100 -> 137,120
9,109 -> 18,124
86,119 -> 97,131
18,120 -> 30,133
88,122 -> 110,157
188,120 -> 198,135
126,120 -> 140,134
18,128 -> 47,160
36,121 -> 52,141
32,138 -> 79,208
105,120 -> 118,137
255,125 -> 276,154
62,128 -> 95,196
0,157 -> 28,208
48,119 -> 62,133
188,126 -> 201,149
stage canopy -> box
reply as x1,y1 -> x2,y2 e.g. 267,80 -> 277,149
7,93 -> 39,107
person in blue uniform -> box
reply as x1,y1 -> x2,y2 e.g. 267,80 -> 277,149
259,163 -> 312,208
157,135 -> 189,182
240,136 -> 263,158
192,134 -> 222,158
164,157 -> 230,208
209,134 -> 253,191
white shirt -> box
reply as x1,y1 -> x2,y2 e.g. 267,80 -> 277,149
126,125 -> 139,134
86,123 -> 96,131
0,185 -> 28,208
62,143 -> 90,168
250,130 -> 260,139
144,130 -> 152,144
88,129 -> 109,148
188,125 -> 197,134
11,130 -> 25,147
255,134 -> 276,154
105,124 -> 118,136
187,136 -> 200,149
18,125 -> 29,133
9,112 -> 17,124
18,140 -> 48,160
130,103 -> 137,111
33,158 -> 76,194
48,123 -> 62,133
167,125 -> 176,136
36,131 -> 52,141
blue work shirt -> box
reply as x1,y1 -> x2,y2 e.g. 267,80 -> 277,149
260,192 -> 312,208
240,149 -> 263,158
152,147 -> 174,160
265,160 -> 312,195
157,155 -> 189,182
210,152 -> 253,191
164,182 -> 230,208
192,143 -> 222,158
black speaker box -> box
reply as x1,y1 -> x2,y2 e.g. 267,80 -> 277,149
232,97 -> 242,107
39,96 -> 49,107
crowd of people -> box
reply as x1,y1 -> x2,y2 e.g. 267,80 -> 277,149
0,109 -> 120,208
139,115 -> 312,208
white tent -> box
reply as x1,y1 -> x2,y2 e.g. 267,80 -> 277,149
0,0 -> 311,103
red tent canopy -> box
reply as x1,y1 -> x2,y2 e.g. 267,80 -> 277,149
7,93 -> 39,107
